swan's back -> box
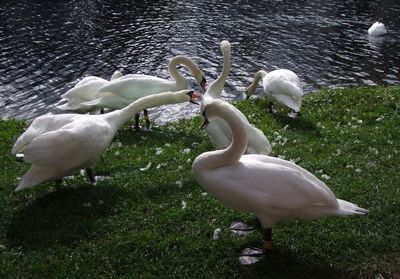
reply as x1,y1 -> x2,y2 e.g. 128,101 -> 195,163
262,69 -> 303,111
98,74 -> 179,100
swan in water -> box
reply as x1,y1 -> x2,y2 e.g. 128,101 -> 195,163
368,22 -> 387,37
246,69 -> 303,117
83,55 -> 207,130
12,89 -> 200,191
192,99 -> 368,255
57,70 -> 123,113
201,40 -> 271,155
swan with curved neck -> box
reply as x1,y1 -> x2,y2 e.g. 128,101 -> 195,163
246,69 -> 303,115
193,99 -> 368,253
82,55 -> 206,129
12,89 -> 200,191
201,40 -> 271,155
57,70 -> 123,113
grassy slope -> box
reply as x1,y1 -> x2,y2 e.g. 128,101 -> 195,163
0,86 -> 399,278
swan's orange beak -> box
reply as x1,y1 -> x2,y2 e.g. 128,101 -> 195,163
190,92 -> 202,105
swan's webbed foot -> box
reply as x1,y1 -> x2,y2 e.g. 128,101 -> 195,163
238,227 -> 273,265
230,221 -> 257,236
239,247 -> 265,265
85,168 -> 96,184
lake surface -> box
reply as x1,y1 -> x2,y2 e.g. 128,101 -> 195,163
1,0 -> 399,123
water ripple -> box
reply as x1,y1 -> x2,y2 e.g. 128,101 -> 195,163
0,0 -> 399,123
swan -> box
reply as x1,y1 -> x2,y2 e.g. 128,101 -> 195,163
201,40 -> 271,155
192,99 -> 368,253
57,70 -> 123,113
368,22 -> 387,36
12,89 -> 200,191
246,69 -> 303,116
84,55 -> 207,130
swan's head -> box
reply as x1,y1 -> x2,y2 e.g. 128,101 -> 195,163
111,70 -> 123,80
200,99 -> 227,129
178,89 -> 202,105
220,40 -> 231,55
193,70 -> 207,92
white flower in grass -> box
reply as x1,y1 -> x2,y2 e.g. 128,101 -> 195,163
140,162 -> 152,171
80,169 -> 85,176
175,180 -> 183,188
212,228 -> 222,240
181,200 -> 187,209
155,148 -> 163,155
165,143 -> 171,147
181,148 -> 191,154
83,202 -> 91,208
115,150 -> 120,156
201,192 -> 208,196
321,174 -> 331,180
355,168 -> 362,173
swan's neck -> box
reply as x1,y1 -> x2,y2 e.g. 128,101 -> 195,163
194,104 -> 247,171
247,70 -> 266,96
103,92 -> 181,129
206,48 -> 231,98
168,56 -> 192,89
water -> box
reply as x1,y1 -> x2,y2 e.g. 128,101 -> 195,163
1,0 -> 399,123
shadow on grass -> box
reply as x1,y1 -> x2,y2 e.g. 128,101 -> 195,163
271,113 -> 320,134
237,247 -> 355,279
7,185 -> 127,250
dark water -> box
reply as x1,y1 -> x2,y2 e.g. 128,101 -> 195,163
1,0 -> 399,123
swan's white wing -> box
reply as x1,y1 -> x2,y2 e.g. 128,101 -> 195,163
205,119 -> 232,150
12,114 -> 79,154
74,76 -> 106,87
81,93 -> 131,110
230,105 -> 271,155
243,155 -> 337,200
201,157 -> 338,214
56,98 -> 95,113
98,75 -> 177,100
62,80 -> 108,100
21,118 -> 111,169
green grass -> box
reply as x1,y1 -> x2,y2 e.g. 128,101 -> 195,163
0,86 -> 399,278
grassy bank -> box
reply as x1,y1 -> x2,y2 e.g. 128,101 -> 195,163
0,86 -> 399,278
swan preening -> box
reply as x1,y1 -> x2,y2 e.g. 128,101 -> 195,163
201,40 -> 272,155
246,69 -> 303,115
12,89 -> 200,191
193,99 -> 368,251
80,56 -> 206,129
368,22 -> 387,37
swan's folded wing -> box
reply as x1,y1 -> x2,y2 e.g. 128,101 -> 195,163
61,80 -> 108,100
21,124 -> 109,169
207,160 -> 338,212
98,75 -> 175,99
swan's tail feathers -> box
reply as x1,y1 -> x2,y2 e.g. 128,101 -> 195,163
337,199 -> 369,216
15,165 -> 60,192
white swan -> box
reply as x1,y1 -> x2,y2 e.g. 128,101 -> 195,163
201,40 -> 271,155
83,55 -> 206,129
192,99 -> 368,251
246,69 -> 303,115
368,22 -> 387,37
57,70 -> 123,113
12,89 -> 200,191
